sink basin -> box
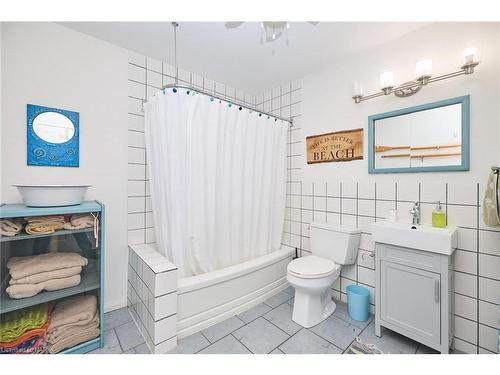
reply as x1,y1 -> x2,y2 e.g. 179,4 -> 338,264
13,185 -> 91,207
372,221 -> 457,255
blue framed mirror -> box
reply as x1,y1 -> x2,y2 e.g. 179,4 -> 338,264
368,96 -> 470,173
27,104 -> 79,167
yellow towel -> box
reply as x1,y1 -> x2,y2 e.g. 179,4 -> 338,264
24,215 -> 65,235
483,171 -> 500,227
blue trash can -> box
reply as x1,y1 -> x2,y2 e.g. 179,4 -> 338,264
346,285 -> 370,322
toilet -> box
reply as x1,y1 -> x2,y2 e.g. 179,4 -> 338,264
287,222 -> 361,328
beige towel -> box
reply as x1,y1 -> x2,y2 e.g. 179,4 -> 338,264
63,214 -> 94,230
46,312 -> 99,343
48,325 -> 100,354
6,274 -> 81,299
7,252 -> 88,280
483,171 -> 500,227
9,266 -> 82,285
25,215 -> 65,235
0,219 -> 24,236
48,295 -> 98,331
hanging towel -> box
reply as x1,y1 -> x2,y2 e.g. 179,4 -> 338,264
6,274 -> 81,299
483,170 -> 500,227
7,252 -> 88,280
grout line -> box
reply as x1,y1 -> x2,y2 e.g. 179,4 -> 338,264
475,182 -> 480,354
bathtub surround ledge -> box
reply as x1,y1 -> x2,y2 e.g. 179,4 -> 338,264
127,244 -> 178,353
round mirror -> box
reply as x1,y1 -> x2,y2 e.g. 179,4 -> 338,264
32,112 -> 75,144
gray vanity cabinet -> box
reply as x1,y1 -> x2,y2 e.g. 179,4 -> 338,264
375,244 -> 454,354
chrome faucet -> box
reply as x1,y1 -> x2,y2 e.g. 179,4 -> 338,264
409,201 -> 421,225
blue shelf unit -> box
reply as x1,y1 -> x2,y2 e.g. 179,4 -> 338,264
0,200 -> 105,354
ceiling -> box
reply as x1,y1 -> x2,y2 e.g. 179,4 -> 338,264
61,22 -> 429,94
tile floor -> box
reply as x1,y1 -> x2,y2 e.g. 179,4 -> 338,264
91,287 -> 452,354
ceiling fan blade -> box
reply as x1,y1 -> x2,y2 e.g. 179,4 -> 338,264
224,22 -> 245,29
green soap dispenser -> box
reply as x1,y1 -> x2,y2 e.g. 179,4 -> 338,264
432,201 -> 446,228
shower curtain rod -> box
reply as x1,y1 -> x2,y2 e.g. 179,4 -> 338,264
160,83 -> 294,125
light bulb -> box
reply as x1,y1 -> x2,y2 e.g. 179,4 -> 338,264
352,80 -> 363,97
415,59 -> 432,78
462,47 -> 477,65
379,71 -> 395,91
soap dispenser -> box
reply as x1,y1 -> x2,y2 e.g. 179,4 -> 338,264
432,201 -> 446,228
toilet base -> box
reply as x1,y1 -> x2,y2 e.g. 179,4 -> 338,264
291,288 -> 337,328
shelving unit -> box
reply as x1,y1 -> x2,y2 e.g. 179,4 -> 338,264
0,200 -> 105,354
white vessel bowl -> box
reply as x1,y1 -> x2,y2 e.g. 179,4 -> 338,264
13,185 -> 91,207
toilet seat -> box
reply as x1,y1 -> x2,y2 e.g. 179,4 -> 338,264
287,255 -> 340,279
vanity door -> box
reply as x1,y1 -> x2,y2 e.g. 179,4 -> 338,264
380,260 -> 441,346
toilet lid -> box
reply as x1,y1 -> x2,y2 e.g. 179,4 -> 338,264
287,255 -> 340,278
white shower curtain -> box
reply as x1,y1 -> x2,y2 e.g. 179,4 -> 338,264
144,88 -> 288,277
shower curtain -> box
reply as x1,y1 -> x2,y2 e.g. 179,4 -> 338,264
144,88 -> 288,277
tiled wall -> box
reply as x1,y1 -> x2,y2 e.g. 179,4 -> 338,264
127,51 -> 258,246
127,244 -> 178,353
261,81 -> 500,354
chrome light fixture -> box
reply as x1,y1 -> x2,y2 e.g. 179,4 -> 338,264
352,48 -> 480,104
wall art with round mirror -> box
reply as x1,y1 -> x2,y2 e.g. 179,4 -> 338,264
27,104 -> 79,167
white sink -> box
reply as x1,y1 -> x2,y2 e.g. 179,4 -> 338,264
372,221 -> 457,256
13,185 -> 91,207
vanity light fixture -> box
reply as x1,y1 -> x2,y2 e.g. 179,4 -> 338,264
352,48 -> 480,104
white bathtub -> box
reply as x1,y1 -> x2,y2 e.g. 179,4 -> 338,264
177,246 -> 295,338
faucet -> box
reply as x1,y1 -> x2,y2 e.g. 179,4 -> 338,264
409,201 -> 421,225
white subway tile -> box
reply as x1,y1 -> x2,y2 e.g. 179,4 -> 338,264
478,300 -> 498,328
479,324 -> 498,353
128,114 -> 144,132
128,197 -> 145,214
146,57 -> 162,73
453,250 -> 477,274
454,315 -> 477,344
454,271 -> 477,298
397,180 -> 419,202
479,277 -> 499,304
479,230 -> 500,256
129,51 -> 146,67
128,147 -> 146,164
358,267 -> 375,287
128,164 -> 146,180
452,337 -> 476,354
128,80 -> 146,99
128,64 -> 146,83
479,253 -> 500,280
447,205 -> 477,228
454,293 -> 477,321
457,228 -> 477,252
447,182 -> 478,206
128,180 -> 145,196
147,70 -> 162,88
128,130 -> 146,148
420,181 -> 446,204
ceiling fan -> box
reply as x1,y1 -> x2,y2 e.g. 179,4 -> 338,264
224,21 -> 319,43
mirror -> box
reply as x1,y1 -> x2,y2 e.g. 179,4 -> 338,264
368,96 -> 469,173
33,112 -> 75,144
27,104 -> 80,167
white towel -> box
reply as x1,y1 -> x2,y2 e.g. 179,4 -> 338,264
483,171 -> 500,227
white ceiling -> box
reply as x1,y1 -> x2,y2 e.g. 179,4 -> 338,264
61,22 -> 429,94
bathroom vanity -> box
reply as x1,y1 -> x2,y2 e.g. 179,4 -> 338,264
372,221 -> 457,354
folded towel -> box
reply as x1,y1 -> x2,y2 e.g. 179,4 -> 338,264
0,319 -> 50,349
9,266 -> 82,285
6,274 -> 81,299
0,303 -> 48,343
7,252 -> 88,280
47,325 -> 100,354
0,218 -> 24,236
63,214 -> 95,230
48,295 -> 97,332
24,215 -> 66,235
46,312 -> 99,344
483,170 -> 500,227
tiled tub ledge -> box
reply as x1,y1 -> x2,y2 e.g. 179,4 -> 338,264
128,244 -> 178,353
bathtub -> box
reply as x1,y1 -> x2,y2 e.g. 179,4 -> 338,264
177,246 -> 295,338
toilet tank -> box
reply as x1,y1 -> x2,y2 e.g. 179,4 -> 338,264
310,222 -> 361,265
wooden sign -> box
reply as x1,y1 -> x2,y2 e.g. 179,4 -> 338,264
306,128 -> 363,164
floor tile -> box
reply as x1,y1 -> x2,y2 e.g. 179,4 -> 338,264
264,291 -> 293,308
357,322 -> 419,354
169,332 -> 211,354
279,329 -> 342,354
89,344 -> 123,354
416,344 -> 439,354
233,317 -> 290,354
332,301 -> 373,329
115,321 -> 146,352
282,286 -> 295,295
310,315 -> 361,350
104,307 -> 133,330
199,335 -> 251,354
237,303 -> 272,323
270,348 -> 285,354
263,303 -> 301,335
132,342 -> 151,354
201,316 -> 245,343
102,329 -> 119,349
